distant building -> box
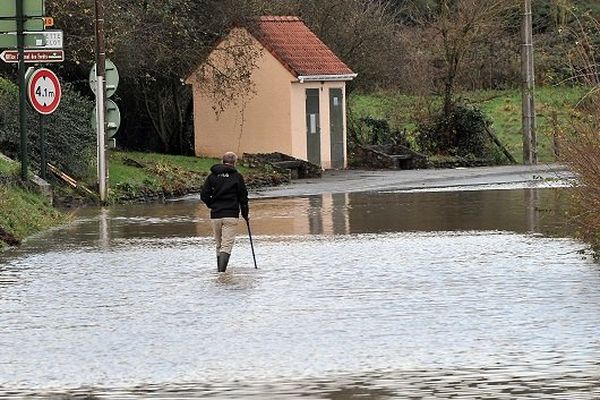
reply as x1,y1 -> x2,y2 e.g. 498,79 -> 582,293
185,16 -> 356,169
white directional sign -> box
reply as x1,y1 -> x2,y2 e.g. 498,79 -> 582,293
39,30 -> 63,48
27,68 -> 61,114
0,49 -> 64,63
0,30 -> 62,49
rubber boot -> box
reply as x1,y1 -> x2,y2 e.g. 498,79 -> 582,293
218,252 -> 230,272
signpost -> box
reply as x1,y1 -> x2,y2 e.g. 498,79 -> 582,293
89,58 -> 119,98
0,31 -> 46,47
17,0 -> 28,180
0,49 -> 63,63
27,68 -> 61,179
0,0 -> 44,18
0,18 -> 44,32
91,99 -> 120,138
0,0 -> 63,181
27,67 -> 61,114
39,29 -> 61,47
94,0 -> 108,202
0,30 -> 61,48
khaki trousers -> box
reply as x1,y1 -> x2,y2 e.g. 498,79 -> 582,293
211,217 -> 239,255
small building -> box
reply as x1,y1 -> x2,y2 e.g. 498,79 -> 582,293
185,16 -> 357,169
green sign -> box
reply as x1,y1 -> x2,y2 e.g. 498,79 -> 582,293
0,0 -> 44,18
0,18 -> 44,33
89,59 -> 120,98
0,32 -> 46,48
91,99 -> 121,138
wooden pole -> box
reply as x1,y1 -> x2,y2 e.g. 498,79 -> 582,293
521,0 -> 537,165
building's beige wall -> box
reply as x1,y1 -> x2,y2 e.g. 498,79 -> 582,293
290,81 -> 348,169
189,28 -> 349,169
191,28 -> 294,158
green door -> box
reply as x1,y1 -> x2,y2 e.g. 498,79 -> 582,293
305,89 -> 321,166
329,88 -> 344,169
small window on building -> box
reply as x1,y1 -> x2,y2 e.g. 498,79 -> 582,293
310,114 -> 317,134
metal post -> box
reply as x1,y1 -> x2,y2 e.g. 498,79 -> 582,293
94,0 -> 108,201
39,113 -> 46,179
16,0 -> 28,181
521,0 -> 537,165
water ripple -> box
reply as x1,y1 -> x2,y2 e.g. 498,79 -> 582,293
0,231 -> 599,398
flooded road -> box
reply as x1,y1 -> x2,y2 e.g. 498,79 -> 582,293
1,187 -> 600,399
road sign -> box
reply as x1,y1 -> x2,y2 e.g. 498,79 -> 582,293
0,31 -> 46,48
0,49 -> 64,63
28,68 -> 61,114
39,30 -> 62,48
0,18 -> 44,33
91,99 -> 121,138
43,17 -> 54,28
0,0 -> 44,18
89,59 -> 119,98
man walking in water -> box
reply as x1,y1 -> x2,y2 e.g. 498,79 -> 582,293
201,152 -> 250,272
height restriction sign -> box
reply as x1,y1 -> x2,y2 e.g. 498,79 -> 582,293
27,68 -> 61,114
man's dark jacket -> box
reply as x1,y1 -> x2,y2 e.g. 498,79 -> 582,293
201,163 -> 249,219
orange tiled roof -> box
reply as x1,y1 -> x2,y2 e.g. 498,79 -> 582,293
245,16 -> 355,78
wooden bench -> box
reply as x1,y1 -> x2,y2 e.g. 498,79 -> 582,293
389,154 -> 413,169
271,160 -> 304,179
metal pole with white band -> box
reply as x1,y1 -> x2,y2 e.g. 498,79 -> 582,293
94,0 -> 108,201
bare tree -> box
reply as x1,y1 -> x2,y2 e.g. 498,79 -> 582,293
47,0 -> 263,154
424,0 -> 518,114
253,0 -> 403,91
558,13 -> 600,252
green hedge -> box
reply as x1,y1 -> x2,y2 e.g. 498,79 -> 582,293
0,76 -> 95,178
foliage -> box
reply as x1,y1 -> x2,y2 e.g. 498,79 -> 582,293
0,155 -> 19,181
104,151 -> 207,200
46,0 -> 264,154
281,0 -> 402,91
416,103 -> 494,158
350,86 -> 585,163
105,150 -> 278,202
0,0 -> 594,159
351,116 -> 411,148
0,184 -> 68,246
0,78 -> 95,178
558,12 -> 600,256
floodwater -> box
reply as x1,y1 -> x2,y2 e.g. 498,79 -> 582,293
1,187 -> 600,399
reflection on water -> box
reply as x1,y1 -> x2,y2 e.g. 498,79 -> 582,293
0,188 -> 598,399
22,187 -> 575,250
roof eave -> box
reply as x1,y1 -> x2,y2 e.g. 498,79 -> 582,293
297,73 -> 358,83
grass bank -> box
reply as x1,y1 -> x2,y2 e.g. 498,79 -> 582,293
76,151 -> 288,204
349,86 -> 585,163
0,150 -> 286,247
0,157 -> 68,248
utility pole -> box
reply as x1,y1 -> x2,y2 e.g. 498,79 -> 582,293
521,0 -> 537,165
94,0 -> 108,201
16,0 -> 27,181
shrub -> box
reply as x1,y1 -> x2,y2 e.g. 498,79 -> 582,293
0,77 -> 95,178
416,103 -> 494,158
349,115 -> 411,148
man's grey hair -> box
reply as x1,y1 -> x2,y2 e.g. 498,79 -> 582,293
222,152 -> 238,165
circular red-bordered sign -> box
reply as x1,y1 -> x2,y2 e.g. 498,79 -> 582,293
27,68 -> 62,115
